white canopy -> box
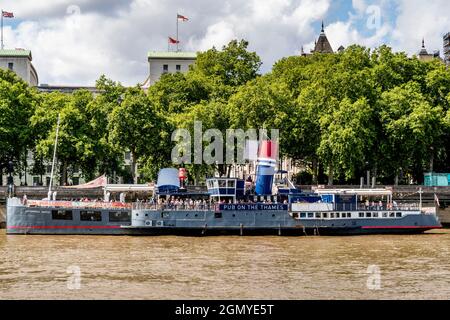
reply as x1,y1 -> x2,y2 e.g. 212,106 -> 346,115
313,188 -> 393,196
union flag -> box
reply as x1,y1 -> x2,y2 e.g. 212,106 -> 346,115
2,11 -> 14,18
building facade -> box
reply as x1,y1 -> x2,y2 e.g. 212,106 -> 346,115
146,51 -> 197,86
301,22 -> 340,57
0,49 -> 38,86
417,39 -> 440,62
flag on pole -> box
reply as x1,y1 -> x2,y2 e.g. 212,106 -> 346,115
2,11 -> 14,18
177,14 -> 188,21
168,37 -> 180,44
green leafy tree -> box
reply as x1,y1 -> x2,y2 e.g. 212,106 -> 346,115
0,69 -> 37,181
108,87 -> 168,183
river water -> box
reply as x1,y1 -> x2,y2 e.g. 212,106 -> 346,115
0,229 -> 449,300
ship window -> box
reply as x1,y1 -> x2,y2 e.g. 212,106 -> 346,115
308,213 -> 314,218
359,212 -> 364,218
227,180 -> 235,188
383,212 -> 388,218
396,212 -> 402,218
161,212 -> 170,219
80,211 -> 102,222
373,212 -> 379,218
215,212 -> 222,219
219,180 -> 227,187
335,213 -> 340,218
315,213 -> 321,219
322,213 -> 328,219
52,210 -> 73,220
109,211 -> 131,222
300,213 -> 306,219
366,212 -> 372,218
390,212 -> 395,218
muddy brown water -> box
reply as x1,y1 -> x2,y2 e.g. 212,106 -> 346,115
0,229 -> 449,300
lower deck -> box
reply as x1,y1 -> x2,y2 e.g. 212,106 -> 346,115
6,204 -> 441,236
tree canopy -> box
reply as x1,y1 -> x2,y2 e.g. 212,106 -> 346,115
1,40 -> 449,186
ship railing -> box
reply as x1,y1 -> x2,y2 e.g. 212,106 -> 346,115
132,203 -> 215,211
354,204 -> 421,211
25,200 -> 132,210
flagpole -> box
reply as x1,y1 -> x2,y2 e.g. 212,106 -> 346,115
176,13 -> 179,52
1,10 -> 4,50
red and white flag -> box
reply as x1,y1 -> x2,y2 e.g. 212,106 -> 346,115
177,14 -> 188,21
168,37 -> 180,44
2,11 -> 14,18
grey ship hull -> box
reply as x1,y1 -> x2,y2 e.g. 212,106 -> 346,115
7,205 -> 442,236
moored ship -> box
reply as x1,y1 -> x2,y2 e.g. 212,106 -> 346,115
6,141 -> 442,236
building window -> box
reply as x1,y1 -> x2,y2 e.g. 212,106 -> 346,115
176,64 -> 181,72
32,177 -> 40,186
109,211 -> 131,223
72,177 -> 80,186
52,210 -> 73,220
8,62 -> 13,71
163,64 -> 169,73
124,152 -> 131,161
80,211 -> 102,222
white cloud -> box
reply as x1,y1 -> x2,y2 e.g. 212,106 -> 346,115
2,0 -> 447,86
2,0 -> 335,85
392,0 -> 450,56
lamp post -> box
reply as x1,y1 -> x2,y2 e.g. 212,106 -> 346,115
7,160 -> 14,198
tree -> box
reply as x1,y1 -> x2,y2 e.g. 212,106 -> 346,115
108,87 -> 167,183
0,69 -> 37,182
379,82 -> 445,182
32,90 -> 98,185
318,98 -> 376,184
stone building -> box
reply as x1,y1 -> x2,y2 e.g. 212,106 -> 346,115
0,49 -> 38,86
301,22 -> 340,56
417,39 -> 440,62
313,22 -> 334,54
144,51 -> 197,86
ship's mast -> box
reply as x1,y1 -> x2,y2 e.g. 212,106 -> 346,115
48,114 -> 60,200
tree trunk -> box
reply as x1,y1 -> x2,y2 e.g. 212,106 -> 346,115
60,161 -> 68,186
429,147 -> 434,173
312,158 -> 318,185
131,151 -> 137,184
327,164 -> 334,186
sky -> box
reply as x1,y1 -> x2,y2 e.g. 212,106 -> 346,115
1,0 -> 449,86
